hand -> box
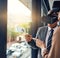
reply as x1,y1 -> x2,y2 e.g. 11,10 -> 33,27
42,49 -> 48,57
25,34 -> 32,42
36,39 -> 46,49
44,54 -> 48,58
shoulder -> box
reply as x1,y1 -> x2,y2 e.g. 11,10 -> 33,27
52,27 -> 60,42
37,26 -> 48,33
38,26 -> 48,30
54,27 -> 60,36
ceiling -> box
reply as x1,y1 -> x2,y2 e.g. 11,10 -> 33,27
19,0 -> 32,10
19,0 -> 58,11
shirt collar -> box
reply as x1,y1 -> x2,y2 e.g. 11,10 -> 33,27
48,26 -> 58,31
48,27 -> 51,31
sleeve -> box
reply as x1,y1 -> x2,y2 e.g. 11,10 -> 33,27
28,39 -> 38,49
28,27 -> 41,49
36,27 -> 41,39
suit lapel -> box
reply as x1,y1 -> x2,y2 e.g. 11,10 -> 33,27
44,26 -> 48,42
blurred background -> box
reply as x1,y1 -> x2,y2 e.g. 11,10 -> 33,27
7,0 -> 58,58
7,0 -> 32,58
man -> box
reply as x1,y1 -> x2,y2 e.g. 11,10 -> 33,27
36,1 -> 60,58
25,26 -> 48,58
25,9 -> 58,58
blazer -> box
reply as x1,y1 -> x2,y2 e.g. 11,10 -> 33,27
28,26 -> 48,48
28,26 -> 48,58
44,26 -> 60,58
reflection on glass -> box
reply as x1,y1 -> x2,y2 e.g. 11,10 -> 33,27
7,0 -> 32,58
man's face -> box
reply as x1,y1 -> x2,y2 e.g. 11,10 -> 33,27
48,21 -> 57,28
47,12 -> 57,28
47,11 -> 58,24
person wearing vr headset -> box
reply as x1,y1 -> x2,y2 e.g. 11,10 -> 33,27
25,1 -> 59,58
25,16 -> 58,58
36,1 -> 60,58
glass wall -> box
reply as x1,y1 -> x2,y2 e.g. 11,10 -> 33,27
7,0 -> 32,58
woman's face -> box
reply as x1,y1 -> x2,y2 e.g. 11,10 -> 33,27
58,12 -> 60,20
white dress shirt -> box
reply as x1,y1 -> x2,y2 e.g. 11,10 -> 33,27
45,26 -> 58,47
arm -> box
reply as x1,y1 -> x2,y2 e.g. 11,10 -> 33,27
28,39 -> 38,49
25,27 -> 42,49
